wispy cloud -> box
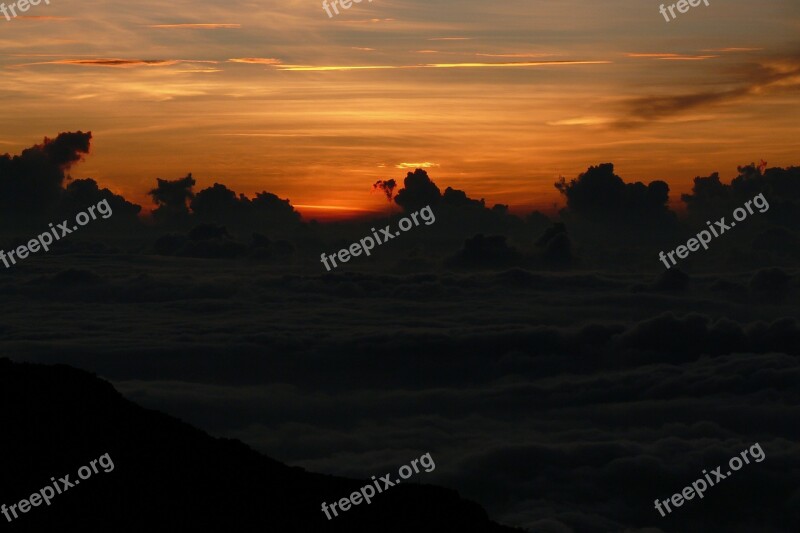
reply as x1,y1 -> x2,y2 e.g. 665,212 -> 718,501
425,61 -> 610,68
11,53 -> 99,57
626,53 -> 680,58
396,162 -> 439,169
10,58 -> 220,69
228,58 -> 282,65
13,58 -> 180,68
626,53 -> 717,60
476,53 -> 555,58
342,18 -> 394,24
700,47 -> 764,53
619,57 -> 800,126
659,55 -> 718,61
146,23 -> 240,29
16,16 -> 72,20
174,68 -> 222,73
211,133 -> 324,137
278,60 -> 611,71
547,117 -> 612,126
278,65 -> 399,71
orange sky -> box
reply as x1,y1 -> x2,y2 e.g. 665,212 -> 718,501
1,0 -> 799,220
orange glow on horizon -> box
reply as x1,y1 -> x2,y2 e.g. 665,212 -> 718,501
0,0 -> 796,221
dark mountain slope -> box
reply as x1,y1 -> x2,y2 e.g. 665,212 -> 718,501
0,358 -> 518,532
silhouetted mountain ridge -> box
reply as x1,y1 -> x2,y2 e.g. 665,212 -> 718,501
0,358 -> 518,532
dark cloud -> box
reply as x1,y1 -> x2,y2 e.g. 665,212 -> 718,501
189,182 -> 241,221
153,224 -> 296,261
35,130 -> 92,168
394,169 -> 442,212
2,131 -> 799,533
4,257 -> 798,532
555,163 -> 676,230
617,56 -> 800,126
250,191 -> 303,226
446,234 -> 523,269
187,183 -> 302,234
149,173 -> 196,225
682,164 -> 800,230
18,58 -> 180,67
152,224 -> 246,259
441,186 -> 486,210
0,131 -> 93,225
639,268 -> 690,293
62,178 -> 142,226
373,179 -> 397,202
535,223 -> 574,265
749,267 -> 791,292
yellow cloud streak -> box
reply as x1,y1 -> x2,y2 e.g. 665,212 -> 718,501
146,23 -> 240,29
228,58 -> 282,64
658,56 -> 718,61
626,53 -> 717,60
396,162 -> 438,168
278,60 -> 611,71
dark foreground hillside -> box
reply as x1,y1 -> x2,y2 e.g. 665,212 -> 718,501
0,359 -> 518,533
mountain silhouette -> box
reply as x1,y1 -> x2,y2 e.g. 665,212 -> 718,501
0,358 -> 519,532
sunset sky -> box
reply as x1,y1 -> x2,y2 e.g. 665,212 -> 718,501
1,0 -> 799,219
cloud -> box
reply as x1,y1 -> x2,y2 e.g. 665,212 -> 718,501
657,56 -> 718,61
277,65 -> 400,71
618,56 -> 800,125
700,47 -> 764,53
277,60 -> 611,71
228,58 -> 282,65
626,53 -> 681,58
15,58 -> 180,68
555,163 -> 676,229
189,183 -> 302,231
446,234 -> 523,268
15,16 -> 72,20
425,61 -> 610,68
396,162 -> 438,169
626,53 -> 717,60
149,174 -> 196,224
341,18 -> 394,24
476,53 -> 556,58
547,117 -> 611,126
681,163 -> 800,229
0,131 -> 141,228
146,23 -> 241,29
0,131 -> 90,223
393,169 -> 442,212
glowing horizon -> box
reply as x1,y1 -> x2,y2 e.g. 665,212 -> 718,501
1,0 -> 798,219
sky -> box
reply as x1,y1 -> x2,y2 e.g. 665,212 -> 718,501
1,0 -> 799,219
